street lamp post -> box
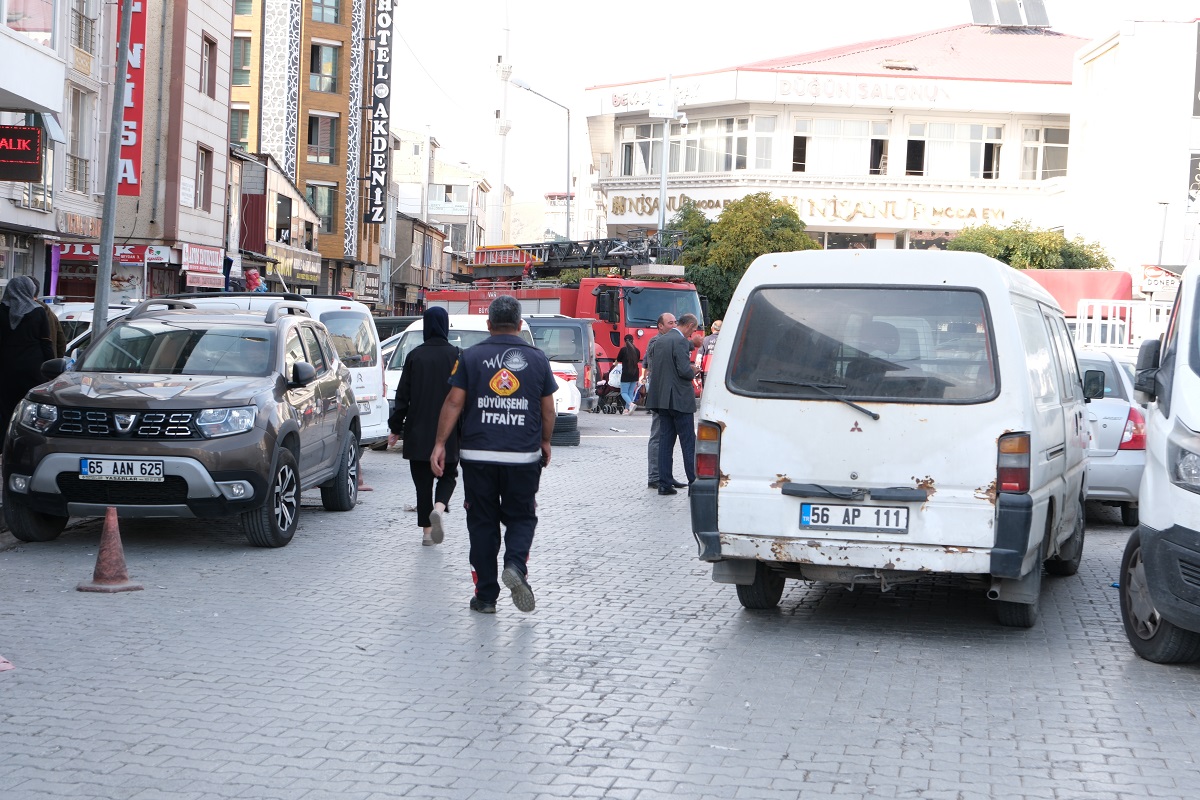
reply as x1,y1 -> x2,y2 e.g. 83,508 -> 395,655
511,79 -> 570,241
650,76 -> 686,248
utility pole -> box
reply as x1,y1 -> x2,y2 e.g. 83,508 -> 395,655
94,0 -> 135,336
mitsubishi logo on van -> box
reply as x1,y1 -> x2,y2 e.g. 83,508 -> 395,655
850,421 -> 863,432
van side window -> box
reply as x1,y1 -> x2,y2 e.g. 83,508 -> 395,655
1157,283 -> 1186,417
1013,305 -> 1059,403
1048,315 -> 1081,401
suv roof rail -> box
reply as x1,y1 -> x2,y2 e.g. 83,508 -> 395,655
160,291 -> 308,302
127,298 -> 196,319
264,301 -> 311,323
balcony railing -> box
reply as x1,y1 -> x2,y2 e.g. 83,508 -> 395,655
66,154 -> 89,194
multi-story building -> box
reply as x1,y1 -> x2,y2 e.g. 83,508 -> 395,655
584,22 -> 1083,252
0,0 -> 101,293
1069,18 -> 1200,298
230,0 -> 382,301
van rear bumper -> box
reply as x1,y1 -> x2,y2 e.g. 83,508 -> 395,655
712,533 -> 994,574
1139,523 -> 1200,634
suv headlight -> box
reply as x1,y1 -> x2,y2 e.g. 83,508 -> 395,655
197,406 -> 257,438
16,400 -> 57,433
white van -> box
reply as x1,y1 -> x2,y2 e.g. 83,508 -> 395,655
690,250 -> 1100,627
1123,267 -> 1200,662
163,293 -> 389,445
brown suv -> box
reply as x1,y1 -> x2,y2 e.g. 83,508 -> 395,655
2,299 -> 360,547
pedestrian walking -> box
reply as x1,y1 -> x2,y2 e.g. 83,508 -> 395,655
0,276 -> 55,437
646,312 -> 699,496
615,334 -> 641,414
642,313 -> 676,488
430,296 -> 558,614
698,319 -> 721,383
28,279 -> 66,358
388,307 -> 460,547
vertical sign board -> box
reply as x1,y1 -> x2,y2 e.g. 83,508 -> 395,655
0,125 -> 42,182
118,3 -> 148,195
1194,23 -> 1200,118
1188,153 -> 1200,214
364,0 -> 393,223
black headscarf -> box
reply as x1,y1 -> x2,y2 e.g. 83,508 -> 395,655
2,275 -> 40,330
423,306 -> 449,342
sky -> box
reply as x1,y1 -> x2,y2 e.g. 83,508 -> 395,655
390,0 -> 1197,218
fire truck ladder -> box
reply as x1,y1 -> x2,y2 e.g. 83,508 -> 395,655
470,232 -> 684,281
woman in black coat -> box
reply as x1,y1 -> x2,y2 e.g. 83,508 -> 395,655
0,276 -> 55,438
387,307 -> 460,546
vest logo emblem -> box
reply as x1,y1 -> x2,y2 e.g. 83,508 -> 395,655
489,369 -> 520,396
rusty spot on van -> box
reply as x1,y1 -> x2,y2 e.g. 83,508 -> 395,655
884,561 -> 895,570
914,475 -> 936,498
944,546 -> 969,553
719,471 -> 731,488
770,539 -> 789,561
975,481 -> 998,505
769,474 -> 790,489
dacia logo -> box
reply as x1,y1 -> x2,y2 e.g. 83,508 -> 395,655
114,413 -> 137,433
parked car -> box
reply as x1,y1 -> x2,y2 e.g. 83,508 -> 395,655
690,250 -> 1101,627
524,314 -> 599,412
159,294 -> 389,446
1077,349 -> 1145,525
1121,266 -> 1200,663
45,300 -> 136,343
372,316 -> 421,341
2,299 -> 361,547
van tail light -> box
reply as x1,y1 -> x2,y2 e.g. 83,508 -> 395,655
584,364 -> 592,389
997,432 -> 1030,493
696,421 -> 721,480
1119,406 -> 1146,450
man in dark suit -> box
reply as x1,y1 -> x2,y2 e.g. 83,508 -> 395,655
646,312 -> 700,496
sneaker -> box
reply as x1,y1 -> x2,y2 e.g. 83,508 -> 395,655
501,566 -> 536,612
429,508 -> 445,544
422,532 -> 434,546
469,596 -> 496,614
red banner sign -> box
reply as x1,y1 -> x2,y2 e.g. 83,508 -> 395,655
117,3 -> 147,196
56,243 -> 152,264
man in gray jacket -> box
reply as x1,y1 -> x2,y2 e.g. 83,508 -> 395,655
646,313 -> 699,496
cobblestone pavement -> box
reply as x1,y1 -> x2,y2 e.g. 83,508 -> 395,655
3,409 -> 1200,799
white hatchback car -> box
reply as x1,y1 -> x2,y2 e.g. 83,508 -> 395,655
1077,349 -> 1145,526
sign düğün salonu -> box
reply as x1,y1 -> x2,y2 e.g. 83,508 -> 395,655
609,193 -> 1007,225
364,0 -> 393,224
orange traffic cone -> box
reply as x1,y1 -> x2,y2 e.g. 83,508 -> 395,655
77,507 -> 144,593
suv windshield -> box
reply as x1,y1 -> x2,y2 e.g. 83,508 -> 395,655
390,328 -> 534,369
625,287 -> 703,326
728,287 -> 997,403
319,311 -> 377,367
79,322 -> 276,376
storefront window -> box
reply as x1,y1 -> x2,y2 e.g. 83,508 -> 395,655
906,230 -> 956,251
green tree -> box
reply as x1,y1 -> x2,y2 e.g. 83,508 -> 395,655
672,193 -> 818,320
947,220 -> 1112,270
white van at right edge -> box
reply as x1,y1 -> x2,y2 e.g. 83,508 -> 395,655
1122,266 -> 1200,663
690,250 -> 1101,628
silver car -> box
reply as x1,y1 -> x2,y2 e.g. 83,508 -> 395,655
1078,349 -> 1145,525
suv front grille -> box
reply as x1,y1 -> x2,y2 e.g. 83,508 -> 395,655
56,474 -> 190,505
54,409 -> 200,440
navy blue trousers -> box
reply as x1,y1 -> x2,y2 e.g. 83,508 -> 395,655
657,409 -> 696,488
462,461 -> 542,604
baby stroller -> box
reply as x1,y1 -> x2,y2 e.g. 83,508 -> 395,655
595,368 -> 626,414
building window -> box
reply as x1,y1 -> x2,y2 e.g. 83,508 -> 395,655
70,0 -> 96,54
907,122 -> 1003,180
235,0 -> 253,14
306,183 -> 336,233
754,117 -> 775,170
9,0 -> 56,49
196,146 -> 213,212
200,35 -> 217,99
310,44 -> 339,93
230,108 -> 249,149
276,195 -> 293,243
19,120 -> 53,212
232,36 -> 252,86
794,118 -> 888,176
620,123 -> 663,177
1021,127 -> 1069,179
312,0 -> 339,24
66,87 -> 90,194
307,115 -> 338,164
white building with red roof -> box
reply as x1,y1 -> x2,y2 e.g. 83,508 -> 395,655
585,22 -> 1086,250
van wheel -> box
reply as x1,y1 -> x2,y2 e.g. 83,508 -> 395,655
3,499 -> 68,542
1045,501 -> 1085,577
995,560 -> 1042,628
242,448 -> 299,547
736,563 -> 785,609
321,435 -> 359,512
1121,503 -> 1139,527
1120,530 -> 1200,663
